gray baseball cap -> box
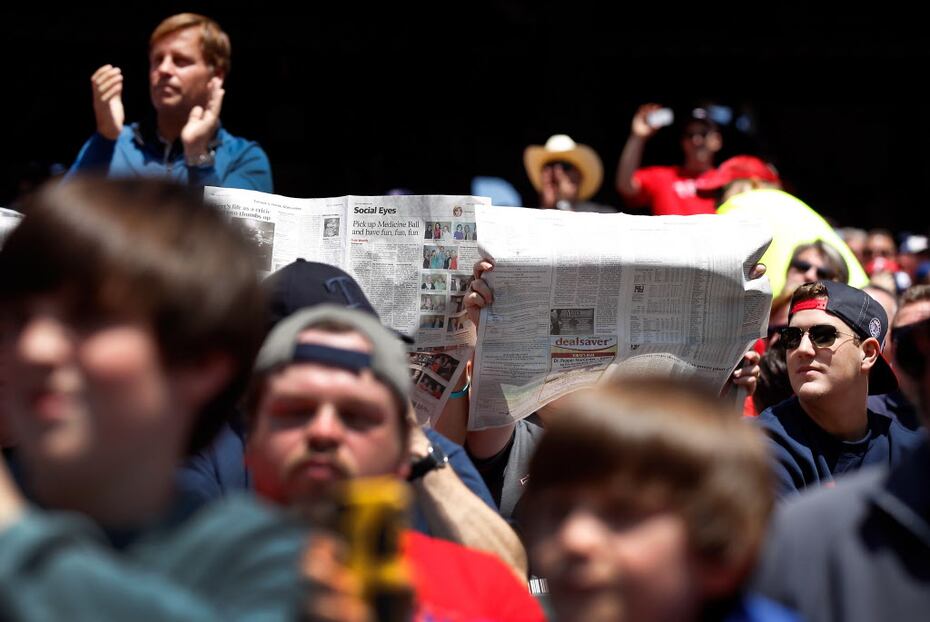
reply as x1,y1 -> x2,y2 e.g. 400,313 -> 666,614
254,304 -> 411,409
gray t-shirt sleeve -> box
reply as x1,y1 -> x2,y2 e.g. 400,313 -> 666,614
499,414 -> 546,522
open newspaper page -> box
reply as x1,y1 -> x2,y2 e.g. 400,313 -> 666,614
205,188 -> 489,425
344,195 -> 488,424
470,206 -> 772,430
204,187 -> 347,276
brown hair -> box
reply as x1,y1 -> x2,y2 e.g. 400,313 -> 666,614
150,13 -> 231,76
522,379 -> 774,569
789,281 -> 829,311
901,284 -> 930,306
770,241 -> 849,314
788,239 -> 849,285
0,177 -> 266,453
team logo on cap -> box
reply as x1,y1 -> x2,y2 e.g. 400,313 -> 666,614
325,276 -> 366,310
869,318 -> 882,339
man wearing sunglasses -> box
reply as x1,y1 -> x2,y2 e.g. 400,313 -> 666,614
755,281 -> 923,498
753,292 -> 930,621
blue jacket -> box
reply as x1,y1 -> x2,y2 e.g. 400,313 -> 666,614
756,396 -> 925,497
755,438 -> 930,622
867,390 -> 922,431
175,421 -> 251,517
67,122 -> 273,192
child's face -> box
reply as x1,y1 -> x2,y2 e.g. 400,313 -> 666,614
3,295 -> 186,514
527,484 -> 703,622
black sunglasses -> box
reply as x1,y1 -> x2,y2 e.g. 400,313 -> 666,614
790,260 -> 837,281
864,248 -> 895,259
779,324 -> 858,349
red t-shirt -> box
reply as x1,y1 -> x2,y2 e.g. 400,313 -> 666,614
403,531 -> 545,622
631,165 -> 716,216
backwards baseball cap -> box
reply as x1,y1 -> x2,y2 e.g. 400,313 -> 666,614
254,304 -> 412,411
696,155 -> 781,192
266,259 -> 414,343
789,280 -> 897,394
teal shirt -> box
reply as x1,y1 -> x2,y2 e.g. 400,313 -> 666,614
0,494 -> 307,620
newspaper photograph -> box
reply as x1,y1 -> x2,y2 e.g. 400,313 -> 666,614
469,206 -> 773,430
407,346 -> 471,424
204,187 -> 489,425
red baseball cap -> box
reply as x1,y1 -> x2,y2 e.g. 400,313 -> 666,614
696,155 -> 781,192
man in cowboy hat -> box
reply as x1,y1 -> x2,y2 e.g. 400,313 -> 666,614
524,134 -> 615,212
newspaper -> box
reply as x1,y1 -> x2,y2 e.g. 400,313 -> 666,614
204,187 -> 488,425
470,206 -> 772,429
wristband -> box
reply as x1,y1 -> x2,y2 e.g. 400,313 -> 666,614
450,380 -> 470,399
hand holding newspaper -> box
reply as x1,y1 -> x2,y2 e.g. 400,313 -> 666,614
469,206 -> 772,429
205,189 -> 771,431
204,187 -> 487,425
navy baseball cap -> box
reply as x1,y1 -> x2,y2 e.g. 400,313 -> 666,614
789,280 -> 897,395
266,259 -> 415,343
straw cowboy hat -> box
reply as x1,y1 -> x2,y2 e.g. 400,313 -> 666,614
524,134 -> 604,201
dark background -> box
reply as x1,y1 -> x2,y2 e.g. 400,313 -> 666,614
3,3 -> 928,232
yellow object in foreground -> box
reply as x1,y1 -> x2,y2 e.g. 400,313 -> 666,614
717,189 -> 867,295
339,477 -> 412,607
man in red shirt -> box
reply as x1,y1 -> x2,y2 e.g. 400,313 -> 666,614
616,105 -> 722,215
244,305 -> 545,621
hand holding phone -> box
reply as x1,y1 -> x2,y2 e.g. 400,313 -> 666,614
632,104 -> 671,138
646,107 -> 674,129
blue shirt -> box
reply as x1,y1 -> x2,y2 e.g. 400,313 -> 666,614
721,594 -> 801,622
175,422 -> 250,518
177,423 -> 497,536
67,122 -> 273,192
410,428 -> 498,533
867,390 -> 922,431
755,396 -> 925,498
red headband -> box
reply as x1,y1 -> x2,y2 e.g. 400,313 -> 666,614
790,298 -> 828,314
